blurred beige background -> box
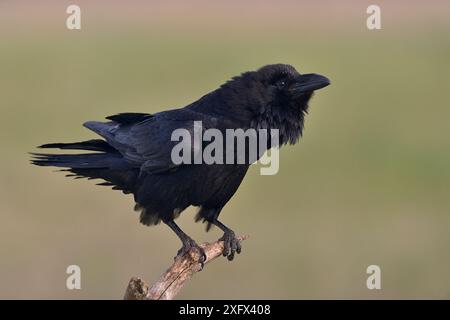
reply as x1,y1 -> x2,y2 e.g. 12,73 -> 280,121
1,0 -> 449,299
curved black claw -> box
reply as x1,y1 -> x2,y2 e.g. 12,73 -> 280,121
176,238 -> 207,269
220,231 -> 241,261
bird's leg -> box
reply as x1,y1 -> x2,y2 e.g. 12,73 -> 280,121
165,220 -> 206,266
212,220 -> 241,261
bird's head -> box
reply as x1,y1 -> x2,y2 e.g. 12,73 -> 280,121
190,64 -> 330,145
206,64 -> 330,145
253,64 -> 330,114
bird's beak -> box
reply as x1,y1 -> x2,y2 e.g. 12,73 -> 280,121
290,73 -> 330,95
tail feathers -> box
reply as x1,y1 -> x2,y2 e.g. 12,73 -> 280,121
31,152 -> 127,169
32,139 -> 138,193
38,139 -> 117,153
63,168 -> 139,194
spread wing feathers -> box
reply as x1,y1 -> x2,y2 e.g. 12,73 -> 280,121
83,109 -> 220,174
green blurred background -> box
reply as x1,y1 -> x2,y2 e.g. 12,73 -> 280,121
1,0 -> 449,299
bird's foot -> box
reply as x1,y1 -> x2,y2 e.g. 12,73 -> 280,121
219,230 -> 241,261
176,238 -> 207,269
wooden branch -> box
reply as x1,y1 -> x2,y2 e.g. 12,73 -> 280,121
123,235 -> 249,300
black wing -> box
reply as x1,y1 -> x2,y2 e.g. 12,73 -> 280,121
83,110 -> 220,173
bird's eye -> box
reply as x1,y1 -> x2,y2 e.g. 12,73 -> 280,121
276,80 -> 286,87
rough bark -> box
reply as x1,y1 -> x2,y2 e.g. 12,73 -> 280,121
123,235 -> 249,300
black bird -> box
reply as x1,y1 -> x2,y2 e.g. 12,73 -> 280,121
31,64 -> 330,262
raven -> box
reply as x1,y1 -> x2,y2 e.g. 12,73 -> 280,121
31,64 -> 330,262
